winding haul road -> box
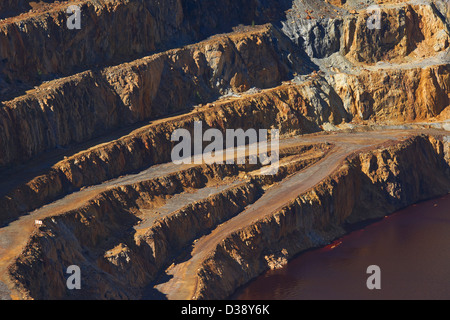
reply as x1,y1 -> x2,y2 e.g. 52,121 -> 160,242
154,129 -> 444,299
0,128 -> 447,300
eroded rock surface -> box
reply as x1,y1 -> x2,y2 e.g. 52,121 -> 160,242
0,0 -> 448,300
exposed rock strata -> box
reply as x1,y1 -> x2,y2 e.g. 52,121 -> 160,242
1,0 -> 448,170
0,0 -> 291,93
7,165 -> 256,299
194,135 -> 450,299
2,58 -> 449,225
0,0 -> 448,301
0,25 -> 305,169
1,56 -> 448,172
342,4 -> 450,64
6,135 -> 449,300
283,1 -> 450,62
7,147 -> 327,299
328,64 -> 450,121
0,83 -> 338,226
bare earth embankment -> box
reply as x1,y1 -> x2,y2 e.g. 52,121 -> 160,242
0,0 -> 449,299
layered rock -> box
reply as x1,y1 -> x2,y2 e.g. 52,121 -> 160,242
6,146 -> 327,299
280,0 -> 450,66
0,0 -> 291,93
0,0 -> 448,302
7,164 -> 253,299
1,0 -> 448,171
2,60 -> 449,226
328,64 -> 450,121
342,3 -> 450,64
0,83 -> 340,226
0,25 -> 305,169
194,135 -> 450,299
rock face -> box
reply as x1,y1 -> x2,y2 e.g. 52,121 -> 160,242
0,25 -> 305,169
6,135 -> 450,299
7,146 -> 328,299
195,135 -> 450,300
0,0 -> 291,93
329,65 -> 450,121
342,4 -> 450,64
1,1 -> 448,171
8,166 -> 259,299
0,0 -> 449,300
0,83 -> 337,226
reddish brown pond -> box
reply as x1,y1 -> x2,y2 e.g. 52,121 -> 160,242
233,194 -> 450,300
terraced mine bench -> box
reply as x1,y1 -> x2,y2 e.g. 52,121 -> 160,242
0,0 -> 449,300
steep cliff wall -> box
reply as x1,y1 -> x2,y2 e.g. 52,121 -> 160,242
5,135 -> 449,300
6,147 -> 327,299
7,163 -> 256,299
328,64 -> 450,121
0,0 -> 448,301
282,1 -> 449,62
0,83 -> 335,226
3,57 -> 449,226
1,0 -> 448,171
194,135 -> 450,299
434,0 -> 450,26
0,25 -> 305,169
342,4 -> 450,64
0,0 -> 291,89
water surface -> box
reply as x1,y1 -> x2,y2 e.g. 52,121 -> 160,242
233,194 -> 450,300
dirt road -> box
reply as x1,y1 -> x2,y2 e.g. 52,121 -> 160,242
0,128 -> 447,299
153,129 -> 447,299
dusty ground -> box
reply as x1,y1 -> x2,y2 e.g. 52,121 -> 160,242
0,0 -> 448,300
0,127 -> 447,299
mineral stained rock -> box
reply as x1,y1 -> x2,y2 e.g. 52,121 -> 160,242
0,0 -> 448,300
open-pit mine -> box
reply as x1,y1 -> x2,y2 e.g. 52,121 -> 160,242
0,0 -> 449,300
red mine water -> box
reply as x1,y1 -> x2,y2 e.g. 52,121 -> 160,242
233,194 -> 450,300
